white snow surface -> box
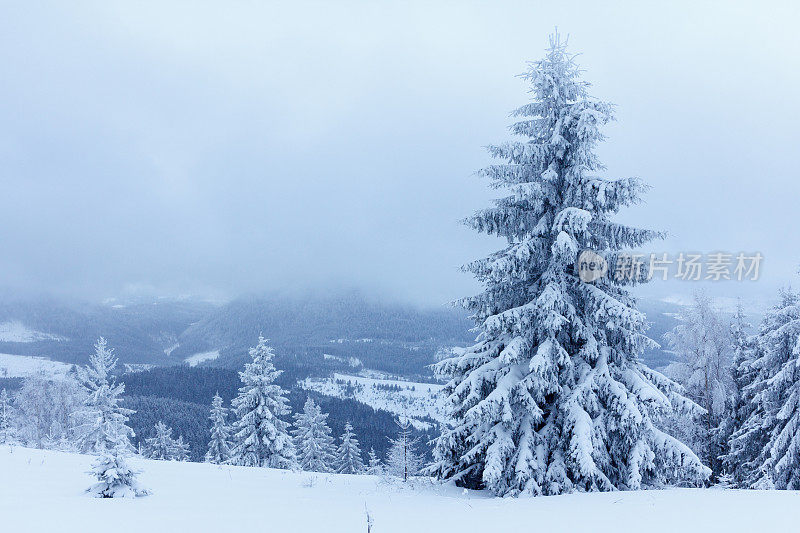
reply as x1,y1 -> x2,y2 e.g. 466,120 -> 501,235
1,445 -> 798,532
0,320 -> 66,342
300,373 -> 445,428
0,353 -> 73,378
184,350 -> 220,367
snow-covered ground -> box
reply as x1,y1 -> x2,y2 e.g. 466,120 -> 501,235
184,350 -> 220,367
300,373 -> 445,428
0,353 -> 74,378
1,445 -> 798,532
0,320 -> 66,342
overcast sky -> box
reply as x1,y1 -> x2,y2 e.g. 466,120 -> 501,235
1,1 -> 798,306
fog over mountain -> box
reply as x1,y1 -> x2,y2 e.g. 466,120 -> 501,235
0,289 -> 732,375
1,2 -> 798,306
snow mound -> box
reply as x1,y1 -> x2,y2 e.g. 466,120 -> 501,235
1,445 -> 798,532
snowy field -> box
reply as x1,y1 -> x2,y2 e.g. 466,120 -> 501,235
300,373 -> 445,427
0,353 -> 73,378
1,445 -> 798,533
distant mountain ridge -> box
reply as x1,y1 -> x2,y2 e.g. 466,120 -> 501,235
0,292 -> 474,376
173,292 -> 475,376
0,296 -> 214,365
0,290 -> 695,376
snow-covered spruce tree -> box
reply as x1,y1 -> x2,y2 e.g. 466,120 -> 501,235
73,338 -> 135,454
205,393 -> 233,464
292,396 -> 336,472
336,422 -> 365,474
74,339 -> 147,497
230,336 -> 296,469
744,289 -> 800,489
173,435 -> 191,461
386,418 -> 423,482
724,301 -> 782,488
366,448 -> 384,475
430,33 -> 710,496
87,447 -> 149,498
0,388 -> 19,445
663,292 -> 732,481
146,421 -> 178,460
720,300 -> 757,484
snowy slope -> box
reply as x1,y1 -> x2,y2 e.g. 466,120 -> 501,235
323,353 -> 363,367
0,353 -> 74,378
1,445 -> 798,533
300,373 -> 445,428
0,320 -> 66,342
184,350 -> 220,367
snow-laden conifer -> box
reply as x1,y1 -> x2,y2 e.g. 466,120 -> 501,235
230,336 -> 296,469
725,291 -> 799,488
386,418 -> 423,482
205,393 -> 232,464
146,421 -> 179,460
87,446 -> 149,498
430,33 -> 710,496
173,436 -> 191,462
720,301 -> 757,485
73,338 -> 135,454
335,422 -> 364,474
72,339 -> 147,497
366,448 -> 383,475
740,289 -> 800,488
292,397 -> 336,472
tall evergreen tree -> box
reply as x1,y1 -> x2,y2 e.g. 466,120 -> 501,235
73,338 -> 135,454
292,397 -> 336,472
726,291 -> 799,488
336,422 -> 365,474
430,33 -> 709,496
720,300 -> 756,484
230,336 -> 296,469
205,393 -> 232,464
743,289 -> 800,488
75,339 -> 146,497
